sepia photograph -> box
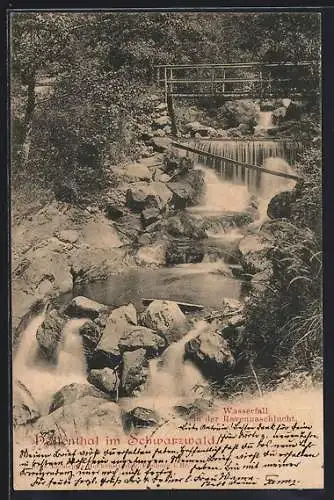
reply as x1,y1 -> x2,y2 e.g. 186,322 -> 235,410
10,10 -> 323,490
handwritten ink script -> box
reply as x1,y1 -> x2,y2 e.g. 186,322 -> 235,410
14,416 -> 323,490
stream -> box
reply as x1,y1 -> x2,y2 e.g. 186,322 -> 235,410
13,124 -> 299,425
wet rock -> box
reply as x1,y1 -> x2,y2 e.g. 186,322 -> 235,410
217,100 -> 260,129
168,169 -> 205,209
166,239 -> 205,265
166,212 -> 206,239
123,407 -> 160,432
48,382 -> 110,414
238,234 -> 273,275
65,296 -> 108,320
118,326 -> 166,357
135,243 -> 166,267
35,396 -> 123,438
267,190 -> 297,220
185,326 -> 235,379
13,380 -> 40,426
121,348 -> 149,396
126,182 -> 172,213
94,304 -> 137,368
78,319 -> 101,347
149,137 -> 172,153
163,153 -> 194,175
140,300 -> 186,343
36,309 -> 66,361
87,368 -> 119,398
56,230 -> 79,244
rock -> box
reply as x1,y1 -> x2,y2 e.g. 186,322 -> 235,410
135,243 -> 166,267
56,230 -> 79,244
126,183 -> 161,212
121,348 -> 148,396
104,203 -> 124,221
48,382 -> 110,414
185,326 -> 235,379
123,407 -> 160,432
166,239 -> 205,265
87,368 -> 119,397
163,153 -> 194,175
169,169 -> 205,208
153,167 -> 171,183
141,207 -> 161,227
153,128 -> 166,137
222,298 -> 244,316
94,304 -> 137,368
152,115 -> 171,128
267,190 -> 297,220
174,398 -> 213,419
184,121 -> 218,137
115,213 -> 143,242
238,234 -> 273,275
150,181 -> 173,208
35,396 -> 123,438
110,163 -> 152,182
150,137 -> 172,153
36,309 -> 66,361
13,380 -> 40,426
272,106 -> 287,125
118,325 -> 166,357
166,212 -> 206,239
65,296 -> 108,320
140,300 -> 186,343
78,319 -> 101,347
216,100 -> 260,129
155,103 -> 168,111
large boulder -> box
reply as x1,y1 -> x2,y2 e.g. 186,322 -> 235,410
267,190 -> 297,220
126,181 -> 172,213
140,300 -> 187,344
36,309 -> 66,362
35,396 -> 123,438
13,380 -> 40,426
78,319 -> 102,353
93,304 -> 137,368
163,153 -> 194,175
166,212 -> 206,239
65,296 -> 108,320
272,106 -> 287,125
168,169 -> 205,209
216,100 -> 260,129
141,207 -> 161,227
123,407 -> 160,432
238,234 -> 273,275
87,368 -> 120,398
114,213 -> 143,242
48,382 -> 110,414
118,325 -> 166,357
184,121 -> 218,137
121,348 -> 149,396
185,326 -> 235,379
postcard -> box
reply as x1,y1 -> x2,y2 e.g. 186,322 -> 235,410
10,9 -> 323,490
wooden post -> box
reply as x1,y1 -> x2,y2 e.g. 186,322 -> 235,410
223,69 -> 226,95
211,67 -> 215,96
167,92 -> 178,137
170,67 -> 174,95
157,67 -> 160,86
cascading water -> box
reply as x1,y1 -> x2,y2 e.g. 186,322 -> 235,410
254,111 -> 274,132
13,315 -> 88,414
121,321 -> 207,417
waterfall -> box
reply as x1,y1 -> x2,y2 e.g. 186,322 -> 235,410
255,111 -> 274,132
193,139 -> 302,167
13,315 -> 88,414
129,321 -> 207,415
188,165 -> 250,214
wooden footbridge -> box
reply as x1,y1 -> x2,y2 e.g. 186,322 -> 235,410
155,61 -> 317,100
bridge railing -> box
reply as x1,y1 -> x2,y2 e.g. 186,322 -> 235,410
155,61 -> 317,99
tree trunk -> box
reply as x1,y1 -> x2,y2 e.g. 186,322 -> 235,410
20,72 -> 36,165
